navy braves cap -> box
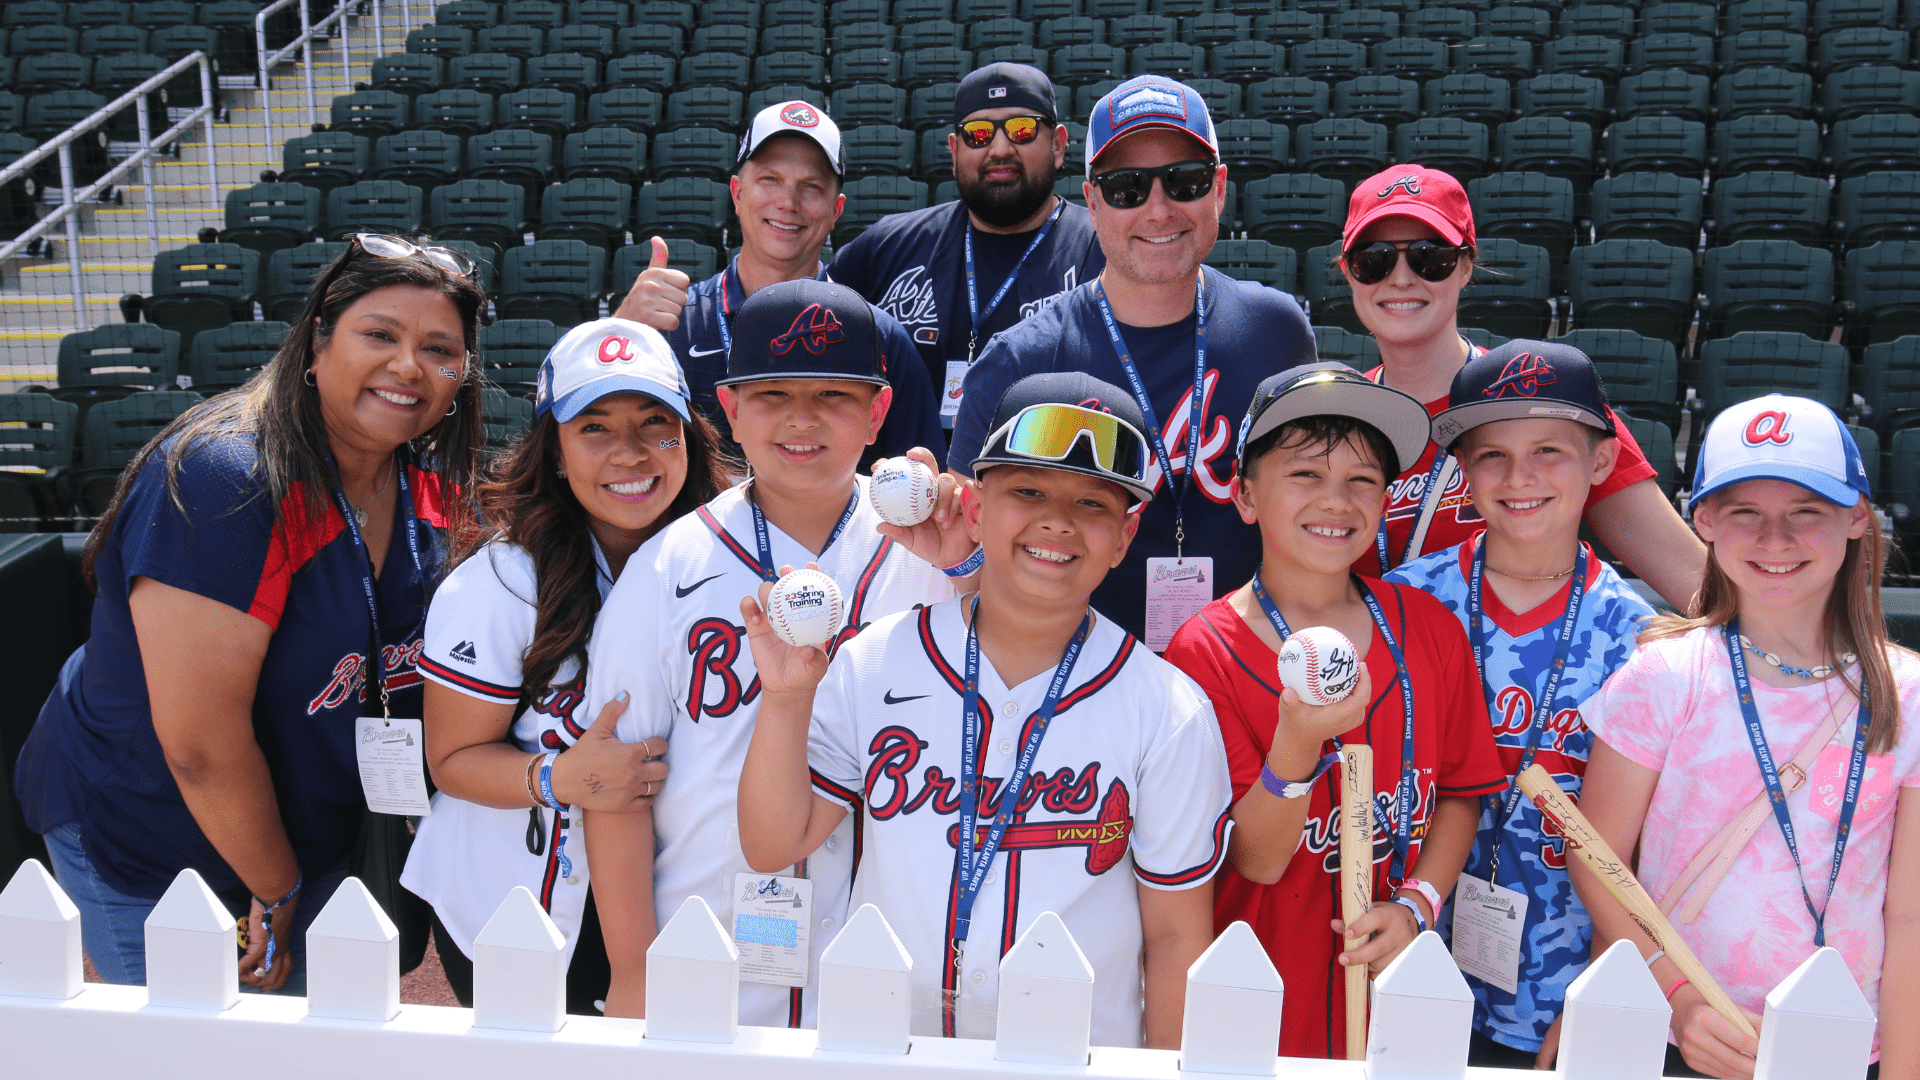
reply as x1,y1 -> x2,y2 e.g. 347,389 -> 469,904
1237,362 -> 1432,477
717,278 -> 888,389
1085,76 -> 1219,177
953,62 -> 1058,124
972,371 -> 1157,505
1431,339 -> 1616,449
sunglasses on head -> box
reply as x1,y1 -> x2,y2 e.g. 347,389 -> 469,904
352,233 -> 478,278
956,115 -> 1049,149
1088,160 -> 1218,210
994,402 -> 1150,487
1342,239 -> 1470,286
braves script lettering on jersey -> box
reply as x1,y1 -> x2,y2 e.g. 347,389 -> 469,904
582,476 -> 954,1027
948,267 -> 1317,641
1386,538 -> 1654,1051
804,599 -> 1233,1046
404,539 -> 616,962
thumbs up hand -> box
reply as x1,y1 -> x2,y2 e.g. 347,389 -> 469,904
612,235 -> 694,331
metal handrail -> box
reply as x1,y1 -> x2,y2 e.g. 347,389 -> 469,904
0,52 -> 214,192
256,0 -> 362,153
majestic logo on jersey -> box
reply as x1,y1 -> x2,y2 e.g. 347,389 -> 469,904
596,334 -> 637,364
946,778 -> 1134,875
780,102 -> 820,128
876,266 -> 940,328
770,303 -> 845,356
1377,174 -> 1422,198
1486,352 -> 1556,399
686,617 -> 761,721
450,640 -> 478,664
308,639 -> 426,715
1743,409 -> 1793,446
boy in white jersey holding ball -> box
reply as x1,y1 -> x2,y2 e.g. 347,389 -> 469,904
581,278 -> 960,1024
1384,340 -> 1656,1069
737,372 -> 1234,1048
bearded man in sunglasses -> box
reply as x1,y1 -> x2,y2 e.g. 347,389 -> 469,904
829,63 -> 1106,432
946,76 -> 1316,649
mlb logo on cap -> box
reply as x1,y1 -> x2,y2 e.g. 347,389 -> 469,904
988,86 -> 1007,98
1690,394 -> 1871,509
1085,76 -> 1219,177
536,317 -> 691,423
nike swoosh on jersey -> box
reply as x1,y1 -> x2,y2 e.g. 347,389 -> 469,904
675,573 -> 726,597
688,346 -> 723,357
883,690 -> 929,705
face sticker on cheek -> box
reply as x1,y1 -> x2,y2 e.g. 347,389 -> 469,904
659,438 -> 681,449
438,367 -> 459,380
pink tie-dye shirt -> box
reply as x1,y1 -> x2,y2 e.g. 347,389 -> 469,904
1582,626 -> 1919,1051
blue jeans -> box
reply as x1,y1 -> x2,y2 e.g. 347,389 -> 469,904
41,822 -> 344,996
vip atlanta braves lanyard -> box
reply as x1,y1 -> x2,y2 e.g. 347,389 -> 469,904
1250,570 -> 1418,882
1467,536 -> 1589,885
1374,451 -> 1449,575
1093,274 -> 1206,557
1723,620 -> 1868,948
964,200 -> 1065,360
328,450 -> 425,719
715,258 -> 826,358
747,485 -> 860,583
952,601 -> 1093,956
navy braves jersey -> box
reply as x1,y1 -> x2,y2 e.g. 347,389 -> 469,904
668,259 -> 946,466
1386,537 -> 1655,1051
16,434 -> 447,898
830,199 -> 1106,390
948,266 -> 1319,641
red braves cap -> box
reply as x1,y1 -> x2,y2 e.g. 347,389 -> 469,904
1341,165 -> 1475,254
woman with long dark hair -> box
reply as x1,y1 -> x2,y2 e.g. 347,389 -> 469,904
403,318 -> 732,1014
15,234 -> 486,992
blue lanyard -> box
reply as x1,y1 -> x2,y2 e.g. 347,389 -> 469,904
953,601 -> 1092,951
1251,570 -> 1419,882
1092,273 -> 1206,555
1374,450 -> 1449,575
747,484 -> 859,583
1722,621 -> 1869,948
1467,537 -> 1589,881
327,450 -> 425,718
963,200 -> 1064,359
715,258 -> 825,358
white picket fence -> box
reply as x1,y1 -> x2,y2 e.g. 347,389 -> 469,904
0,860 -> 1880,1080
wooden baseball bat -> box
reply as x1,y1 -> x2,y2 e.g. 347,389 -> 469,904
1516,764 -> 1757,1038
1340,743 -> 1374,1061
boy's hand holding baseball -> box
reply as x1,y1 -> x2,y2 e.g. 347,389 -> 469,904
741,564 -> 835,697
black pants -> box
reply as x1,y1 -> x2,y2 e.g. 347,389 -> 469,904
432,888 -> 611,1015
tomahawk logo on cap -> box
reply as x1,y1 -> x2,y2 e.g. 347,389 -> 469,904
718,278 -> 889,387
1430,340 -> 1614,449
771,303 -> 847,356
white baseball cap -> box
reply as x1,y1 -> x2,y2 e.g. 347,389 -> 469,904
737,100 -> 844,176
1689,394 -> 1871,510
534,318 -> 691,423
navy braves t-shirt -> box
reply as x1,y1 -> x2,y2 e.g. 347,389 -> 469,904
948,266 -> 1318,640
668,257 -> 946,466
15,432 -> 446,899
830,199 -> 1106,397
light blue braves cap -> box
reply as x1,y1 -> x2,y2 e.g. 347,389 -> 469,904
1689,394 -> 1871,510
535,317 -> 692,424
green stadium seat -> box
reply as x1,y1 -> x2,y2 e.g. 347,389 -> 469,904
1037,16 -> 1102,48
1590,172 -> 1703,251
1629,33 -> 1714,75
1333,75 -> 1419,127
691,22 -> 756,53
562,127 -> 647,186
415,87 -> 499,138
751,51 -> 828,89
676,51 -> 750,92
637,0 -> 695,28
1814,26 -> 1909,74
1110,9 -> 1174,43
1698,332 -> 1849,419
1714,114 -> 1822,176
70,391 -> 203,515
1701,239 -> 1835,342
1155,0 -> 1209,19
1084,0 -> 1147,16
1248,76 -> 1331,126
9,24 -> 78,54
130,0 -> 194,29
1456,237 -> 1551,340
498,240 -> 606,327
429,179 -> 528,262
1568,238 -> 1697,346
49,324 -> 180,415
1720,29 -> 1809,73
1496,116 -> 1596,192
748,85 -> 828,118
436,0 -> 500,28
832,46 -> 901,86
144,244 -> 259,350
1468,171 -> 1576,289
1481,8 -> 1550,44
1860,336 -> 1920,433
537,178 -> 633,250
548,24 -> 614,63
1182,13 -> 1248,47
1293,117 -> 1389,190
1303,244 -> 1358,332
915,128 -> 955,185
763,22 -> 827,52
830,84 -> 905,129
372,130 -> 463,195
1604,116 -> 1707,177
653,127 -> 735,179
1050,43 -> 1121,86
1623,416 -> 1680,498
635,176 -> 730,244
328,89 -> 410,140
187,322 -> 288,396
1329,7 -> 1397,45
1828,113 -> 1920,177
496,86 -> 580,144
571,0 -> 634,27
976,43 -> 1047,68
1243,173 -> 1345,258
322,181 -> 424,245
1312,324 -> 1379,368
892,0 -> 951,19
1205,239 -> 1299,295
833,175 -> 929,247
1559,3 -> 1633,40
1887,426 -> 1920,532
1392,118 -> 1490,184
464,129 -> 555,205
81,26 -> 150,55
1616,69 -> 1710,124
1216,119 -> 1289,179
221,182 -> 321,259
1372,37 -> 1449,83
1254,10 -> 1324,47
1642,2 -> 1716,36
1709,171 -> 1831,246
901,45 -> 973,88
1423,73 -> 1511,129
1821,66 -> 1920,124
1131,42 -> 1208,78
481,386 -> 535,450
504,0 -> 565,29
1018,0 -> 1076,16
1516,73 -> 1610,131
1835,173 -> 1920,248
1405,7 -> 1475,42
1289,37 -> 1368,83
704,0 -> 763,19
843,124 -> 914,177
479,318 -> 562,393
0,393 -> 77,518
1074,79 -> 1123,119
1728,0 -> 1809,35
1185,79 -> 1241,121
371,53 -> 444,98
15,53 -> 89,97
476,24 -> 544,57
1557,327 -> 1682,425
831,19 -> 892,51
618,25 -> 684,57
446,55 -> 520,98
264,242 -> 350,321
1542,34 -> 1624,83
665,85 -> 744,131
1844,242 -> 1920,349
764,0 -> 825,21
1813,0 -> 1895,32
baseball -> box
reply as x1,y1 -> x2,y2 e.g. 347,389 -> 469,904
870,456 -> 938,527
765,567 -> 846,649
1276,626 -> 1361,706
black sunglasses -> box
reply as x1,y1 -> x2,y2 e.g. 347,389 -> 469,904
1343,239 -> 1471,285
1088,160 -> 1219,210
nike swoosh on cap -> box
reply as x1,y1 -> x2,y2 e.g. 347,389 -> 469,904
688,346 -> 724,357
883,690 -> 929,705
675,573 -> 726,597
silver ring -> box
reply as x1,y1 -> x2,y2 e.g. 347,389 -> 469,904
252,966 -> 266,978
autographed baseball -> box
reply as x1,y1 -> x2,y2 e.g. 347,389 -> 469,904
870,456 -> 938,527
765,567 -> 846,649
1276,626 -> 1361,706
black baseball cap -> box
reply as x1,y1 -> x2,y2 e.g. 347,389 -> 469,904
1431,339 -> 1616,449
953,62 -> 1059,124
717,278 -> 888,389
971,372 -> 1157,505
1237,362 -> 1432,476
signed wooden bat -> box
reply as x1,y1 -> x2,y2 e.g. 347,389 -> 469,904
1340,743 -> 1374,1060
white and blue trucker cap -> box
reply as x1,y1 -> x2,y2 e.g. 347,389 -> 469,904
1689,394 -> 1871,510
535,317 -> 692,424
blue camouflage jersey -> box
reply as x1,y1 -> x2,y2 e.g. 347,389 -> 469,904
1386,535 -> 1654,1051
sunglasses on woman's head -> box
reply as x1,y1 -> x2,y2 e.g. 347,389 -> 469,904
1343,239 -> 1471,286
956,115 -> 1048,149
1088,160 -> 1219,210
352,233 -> 477,278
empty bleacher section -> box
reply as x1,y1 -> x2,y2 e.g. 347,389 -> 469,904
3,0 -> 1920,542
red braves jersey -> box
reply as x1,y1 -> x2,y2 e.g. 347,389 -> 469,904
1162,584 -> 1506,1060
804,599 -> 1234,1047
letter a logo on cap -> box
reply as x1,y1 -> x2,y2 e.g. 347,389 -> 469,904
771,303 -> 846,355
1487,352 -> 1556,399
1378,174 -> 1422,198
1743,410 -> 1794,446
597,335 -> 636,364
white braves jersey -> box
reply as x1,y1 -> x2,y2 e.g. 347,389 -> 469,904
805,598 -> 1234,1047
406,539 -> 613,962
584,476 -> 954,1028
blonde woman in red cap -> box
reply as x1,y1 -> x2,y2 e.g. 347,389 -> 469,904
1337,165 -> 1705,609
